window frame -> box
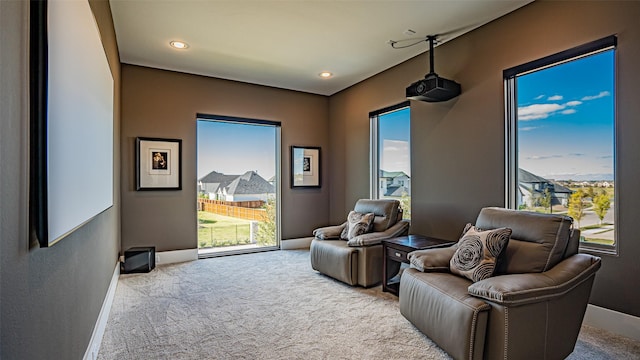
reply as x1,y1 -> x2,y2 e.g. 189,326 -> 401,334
195,113 -> 282,256
503,35 -> 618,255
369,101 -> 410,200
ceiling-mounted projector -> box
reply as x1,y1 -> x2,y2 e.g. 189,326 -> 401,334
404,35 -> 461,102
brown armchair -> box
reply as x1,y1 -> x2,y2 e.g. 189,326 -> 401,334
399,207 -> 601,360
310,199 -> 410,287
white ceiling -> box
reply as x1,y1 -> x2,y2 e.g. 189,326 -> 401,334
109,0 -> 532,96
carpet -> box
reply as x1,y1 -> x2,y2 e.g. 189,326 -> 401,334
98,250 -> 639,359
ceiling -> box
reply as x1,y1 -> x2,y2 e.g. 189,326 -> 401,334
109,0 -> 532,96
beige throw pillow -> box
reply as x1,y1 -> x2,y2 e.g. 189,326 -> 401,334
450,225 -> 511,282
340,211 -> 375,240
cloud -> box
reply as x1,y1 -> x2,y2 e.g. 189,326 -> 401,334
519,126 -> 538,131
517,103 -> 565,120
518,91 -> 608,121
569,153 -> 585,157
581,91 -> 610,101
527,155 -> 563,160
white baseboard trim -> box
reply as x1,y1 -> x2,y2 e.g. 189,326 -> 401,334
83,262 -> 120,360
583,304 -> 640,341
281,237 -> 313,250
157,248 -> 198,265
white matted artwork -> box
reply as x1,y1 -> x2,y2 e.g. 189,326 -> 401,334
291,146 -> 320,188
136,137 -> 182,190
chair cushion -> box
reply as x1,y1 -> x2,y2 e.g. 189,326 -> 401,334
340,211 -> 374,240
450,225 -> 511,282
354,199 -> 400,232
475,207 -> 573,273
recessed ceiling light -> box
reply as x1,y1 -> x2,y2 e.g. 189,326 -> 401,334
319,71 -> 333,78
170,41 -> 189,49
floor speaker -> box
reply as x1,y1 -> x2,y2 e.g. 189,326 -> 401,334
122,247 -> 156,274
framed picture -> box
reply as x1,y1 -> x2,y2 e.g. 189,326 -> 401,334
291,146 -> 320,188
136,137 -> 182,190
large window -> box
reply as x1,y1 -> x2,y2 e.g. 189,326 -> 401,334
196,115 -> 281,257
370,102 -> 411,219
505,36 -> 617,253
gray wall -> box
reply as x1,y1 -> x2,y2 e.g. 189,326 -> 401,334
0,1 -> 121,359
120,65 -> 330,251
328,0 -> 640,317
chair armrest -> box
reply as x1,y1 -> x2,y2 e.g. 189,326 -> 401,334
468,254 -> 601,306
313,222 -> 346,240
408,245 -> 458,272
347,220 -> 410,246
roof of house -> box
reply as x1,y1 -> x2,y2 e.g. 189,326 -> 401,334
199,170 -> 238,186
549,181 -> 572,194
226,171 -> 275,195
384,185 -> 409,197
518,168 -> 549,183
518,168 -> 573,194
199,170 -> 240,193
380,170 -> 409,179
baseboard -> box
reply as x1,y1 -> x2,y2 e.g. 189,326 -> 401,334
583,304 -> 640,341
281,237 -> 313,250
157,248 -> 198,265
83,262 -> 119,360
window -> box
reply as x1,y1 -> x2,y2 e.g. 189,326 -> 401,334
370,102 -> 411,219
196,115 -> 281,257
505,36 -> 617,253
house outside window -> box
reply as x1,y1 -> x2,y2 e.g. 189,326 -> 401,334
370,102 -> 411,219
504,36 -> 617,254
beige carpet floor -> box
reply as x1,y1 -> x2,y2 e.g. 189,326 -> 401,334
98,250 -> 640,359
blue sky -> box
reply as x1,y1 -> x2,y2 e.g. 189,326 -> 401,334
379,107 -> 410,175
197,120 -> 276,180
517,49 -> 614,180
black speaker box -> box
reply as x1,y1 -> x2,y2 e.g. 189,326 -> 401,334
122,247 -> 156,274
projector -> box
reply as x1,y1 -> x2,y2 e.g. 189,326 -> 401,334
406,74 -> 461,102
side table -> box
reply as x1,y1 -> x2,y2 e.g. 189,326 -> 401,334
382,235 -> 455,296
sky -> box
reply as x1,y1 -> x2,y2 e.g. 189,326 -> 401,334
517,49 -> 614,181
197,120 -> 276,180
379,107 -> 410,176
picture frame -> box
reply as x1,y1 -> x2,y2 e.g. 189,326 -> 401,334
136,137 -> 182,190
291,146 -> 321,188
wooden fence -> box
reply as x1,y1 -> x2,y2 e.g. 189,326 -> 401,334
198,199 -> 266,221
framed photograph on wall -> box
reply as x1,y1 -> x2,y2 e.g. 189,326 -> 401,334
136,137 -> 182,190
291,146 -> 320,188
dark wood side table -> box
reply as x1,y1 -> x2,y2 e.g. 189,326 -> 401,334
382,235 -> 455,296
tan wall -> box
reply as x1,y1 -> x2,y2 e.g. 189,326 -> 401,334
120,66 -> 330,251
0,0 -> 121,358
329,1 -> 640,317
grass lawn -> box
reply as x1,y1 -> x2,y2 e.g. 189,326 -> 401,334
197,211 -> 253,248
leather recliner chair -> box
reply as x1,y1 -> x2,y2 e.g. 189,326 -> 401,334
310,199 -> 410,287
400,207 -> 601,360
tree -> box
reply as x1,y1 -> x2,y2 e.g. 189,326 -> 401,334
256,196 -> 277,246
592,192 -> 611,225
568,190 -> 587,228
539,188 -> 552,213
400,192 -> 411,220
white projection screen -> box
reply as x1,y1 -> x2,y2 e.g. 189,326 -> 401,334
44,0 -> 114,246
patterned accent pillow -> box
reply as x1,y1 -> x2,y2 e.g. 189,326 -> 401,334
340,211 -> 375,240
450,225 -> 511,282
